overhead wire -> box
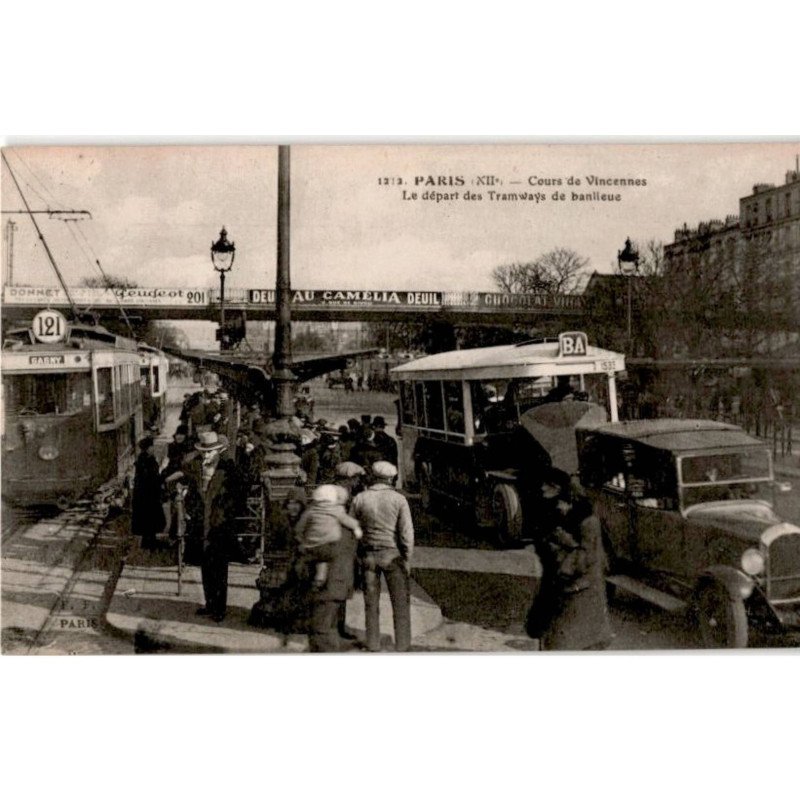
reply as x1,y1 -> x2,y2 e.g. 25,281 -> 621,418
66,219 -> 136,338
1,152 -> 77,314
12,152 -> 63,210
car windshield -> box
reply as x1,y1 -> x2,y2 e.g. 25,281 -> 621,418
680,449 -> 771,484
680,448 -> 772,507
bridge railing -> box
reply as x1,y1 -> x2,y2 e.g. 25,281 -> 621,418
4,285 -> 585,313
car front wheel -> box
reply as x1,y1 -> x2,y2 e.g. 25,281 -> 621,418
694,581 -> 749,649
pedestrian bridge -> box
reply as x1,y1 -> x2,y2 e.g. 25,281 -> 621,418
2,284 -> 588,324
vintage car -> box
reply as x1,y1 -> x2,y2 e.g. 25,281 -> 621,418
576,419 -> 800,648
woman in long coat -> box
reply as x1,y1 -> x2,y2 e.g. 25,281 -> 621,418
528,470 -> 613,651
132,436 -> 167,550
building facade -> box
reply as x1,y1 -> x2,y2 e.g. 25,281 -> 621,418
664,164 -> 800,356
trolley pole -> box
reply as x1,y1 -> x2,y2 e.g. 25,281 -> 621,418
272,145 -> 296,418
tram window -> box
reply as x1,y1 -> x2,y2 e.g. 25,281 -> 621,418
423,381 -> 445,431
399,382 -> 415,425
140,366 -> 151,389
152,364 -> 160,394
97,367 -> 114,424
443,380 -> 465,434
123,365 -> 131,415
2,373 -> 90,415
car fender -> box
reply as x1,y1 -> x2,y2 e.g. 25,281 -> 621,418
697,565 -> 755,601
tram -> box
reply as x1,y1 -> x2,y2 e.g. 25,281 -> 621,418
391,331 -> 626,545
138,344 -> 170,432
2,308 -> 163,508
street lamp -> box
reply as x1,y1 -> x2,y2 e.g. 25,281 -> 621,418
617,237 -> 640,349
211,227 -> 236,329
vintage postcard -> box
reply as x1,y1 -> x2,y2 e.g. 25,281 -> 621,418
2,142 -> 799,655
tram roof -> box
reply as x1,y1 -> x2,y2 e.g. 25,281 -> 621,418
391,339 -> 625,381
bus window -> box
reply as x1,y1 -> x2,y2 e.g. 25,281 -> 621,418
400,381 -> 415,425
423,381 -> 445,431
414,381 -> 426,428
97,367 -> 114,424
470,380 -> 510,434
443,380 -> 465,434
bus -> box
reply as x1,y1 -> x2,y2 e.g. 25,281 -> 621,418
391,332 -> 625,545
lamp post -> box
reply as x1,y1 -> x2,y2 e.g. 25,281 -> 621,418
617,237 -> 640,350
211,227 -> 236,331
273,145 -> 297,418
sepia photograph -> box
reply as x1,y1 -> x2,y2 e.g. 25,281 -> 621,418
2,142 -> 799,656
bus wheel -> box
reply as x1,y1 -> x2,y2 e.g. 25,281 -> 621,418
492,483 -> 523,547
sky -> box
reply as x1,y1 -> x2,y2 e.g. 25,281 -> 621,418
3,142 -> 800,295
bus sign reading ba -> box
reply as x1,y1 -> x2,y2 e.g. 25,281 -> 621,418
32,309 -> 69,344
558,330 -> 588,357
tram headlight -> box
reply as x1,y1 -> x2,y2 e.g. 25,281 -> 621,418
740,548 -> 765,576
38,444 -> 59,461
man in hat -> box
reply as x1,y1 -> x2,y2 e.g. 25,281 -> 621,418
181,430 -> 238,622
351,461 -> 415,652
371,416 -> 398,466
351,425 -> 383,471
132,436 -> 167,550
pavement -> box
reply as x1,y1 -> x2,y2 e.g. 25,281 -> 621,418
104,540 -> 543,653
105,540 -> 446,653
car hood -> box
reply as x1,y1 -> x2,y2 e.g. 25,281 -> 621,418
685,501 -> 787,543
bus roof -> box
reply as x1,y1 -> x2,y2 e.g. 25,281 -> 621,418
391,339 -> 625,381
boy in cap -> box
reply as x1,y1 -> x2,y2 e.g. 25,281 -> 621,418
351,460 -> 415,652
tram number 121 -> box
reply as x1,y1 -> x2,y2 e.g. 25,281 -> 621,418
32,309 -> 68,344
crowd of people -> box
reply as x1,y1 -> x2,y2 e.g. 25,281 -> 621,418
130,371 -> 615,652
130,373 -> 412,649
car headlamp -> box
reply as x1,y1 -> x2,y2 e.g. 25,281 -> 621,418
38,444 -> 59,461
740,548 -> 765,576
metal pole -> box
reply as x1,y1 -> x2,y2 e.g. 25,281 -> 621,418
220,270 -> 226,327
5,219 -> 16,286
627,275 -> 632,349
273,145 -> 296,418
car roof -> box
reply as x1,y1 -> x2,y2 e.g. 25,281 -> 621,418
584,419 -> 765,452
391,339 -> 624,381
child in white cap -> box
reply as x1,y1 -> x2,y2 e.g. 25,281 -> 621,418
295,484 -> 363,587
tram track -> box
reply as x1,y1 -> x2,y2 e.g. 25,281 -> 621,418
2,500 -> 133,654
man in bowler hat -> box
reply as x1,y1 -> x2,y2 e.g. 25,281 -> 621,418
182,430 -> 238,622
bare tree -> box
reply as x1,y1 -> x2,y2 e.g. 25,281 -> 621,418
80,274 -> 139,289
492,247 -> 589,294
